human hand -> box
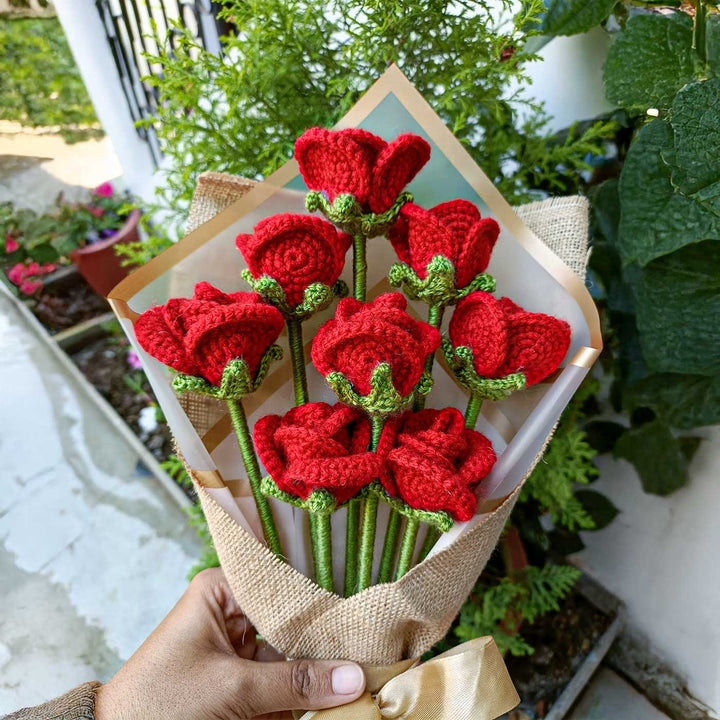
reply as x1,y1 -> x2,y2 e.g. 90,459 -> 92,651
95,568 -> 366,720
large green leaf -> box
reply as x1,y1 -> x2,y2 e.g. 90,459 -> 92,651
541,0 -> 616,36
618,119 -> 720,266
665,80 -> 720,215
603,13 -> 697,113
614,419 -> 689,495
634,240 -> 720,375
624,373 -> 720,429
575,489 -> 619,530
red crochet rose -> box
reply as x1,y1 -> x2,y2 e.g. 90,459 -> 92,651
236,213 -> 351,307
134,281 -> 284,386
295,127 -> 431,214
254,402 -> 382,503
377,408 -> 496,521
449,292 -> 571,385
388,200 -> 500,287
312,292 -> 441,397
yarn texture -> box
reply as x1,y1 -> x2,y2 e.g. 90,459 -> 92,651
254,402 -> 382,504
389,200 -> 500,288
295,127 -> 431,213
376,408 -> 496,522
311,292 -> 440,398
236,213 -> 351,308
134,281 -> 284,386
449,291 -> 571,386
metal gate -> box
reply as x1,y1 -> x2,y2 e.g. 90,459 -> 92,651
95,0 -> 226,165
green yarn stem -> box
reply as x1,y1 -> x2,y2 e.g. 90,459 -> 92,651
353,232 -> 367,301
226,397 -> 283,558
418,526 -> 441,562
394,517 -> 420,580
414,304 -> 445,412
377,508 -> 402,583
355,414 -> 385,593
343,499 -> 361,596
309,512 -> 334,592
356,493 -> 379,593
465,393 -> 483,429
286,316 -> 308,406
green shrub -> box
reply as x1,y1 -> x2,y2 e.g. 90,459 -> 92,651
0,16 -> 101,142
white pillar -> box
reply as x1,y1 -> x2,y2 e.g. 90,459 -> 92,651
54,0 -> 157,201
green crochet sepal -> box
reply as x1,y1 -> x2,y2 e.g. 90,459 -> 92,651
389,255 -> 496,307
369,481 -> 453,532
241,270 -> 349,319
441,338 -> 526,401
326,362 -> 433,416
305,191 -> 413,238
260,476 -> 338,515
171,345 -> 283,400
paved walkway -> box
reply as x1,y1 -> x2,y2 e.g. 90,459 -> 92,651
0,289 -> 199,712
569,668 -> 670,720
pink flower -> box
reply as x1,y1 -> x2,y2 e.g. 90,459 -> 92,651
19,279 -> 43,295
26,262 -> 40,276
40,263 -> 57,274
127,349 -> 143,371
93,182 -> 114,198
87,206 -> 105,218
7,263 -> 26,285
5,235 -> 18,254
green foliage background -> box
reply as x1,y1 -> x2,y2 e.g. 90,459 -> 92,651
140,0 -> 615,224
0,16 -> 101,142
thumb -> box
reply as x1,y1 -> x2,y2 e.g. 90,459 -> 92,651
231,658 -> 366,716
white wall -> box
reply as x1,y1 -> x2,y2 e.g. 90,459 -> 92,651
53,0 -> 157,201
574,427 -> 720,713
524,28 -> 615,132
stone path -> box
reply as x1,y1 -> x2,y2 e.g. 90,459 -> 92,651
0,288 -> 199,712
570,668 -> 671,720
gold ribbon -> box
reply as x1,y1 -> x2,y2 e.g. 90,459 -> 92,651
299,637 -> 519,720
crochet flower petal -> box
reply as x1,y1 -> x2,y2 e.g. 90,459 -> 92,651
454,217 -> 500,287
368,134 -> 431,213
388,203 -> 454,278
312,293 -> 440,396
382,408 -> 495,521
495,309 -> 571,385
184,303 -> 284,386
295,127 -> 386,205
237,214 -> 350,306
254,402 -> 379,503
135,305 -> 200,377
193,281 -> 261,306
449,292 -> 508,377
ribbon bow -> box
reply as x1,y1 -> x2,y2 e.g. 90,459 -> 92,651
299,637 -> 519,720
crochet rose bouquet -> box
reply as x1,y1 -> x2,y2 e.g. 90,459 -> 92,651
108,68 -> 600,720
134,127 -> 570,599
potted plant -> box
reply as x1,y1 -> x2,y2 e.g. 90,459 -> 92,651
1,183 -> 140,300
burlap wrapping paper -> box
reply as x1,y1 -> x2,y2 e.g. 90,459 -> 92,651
183,172 -> 589,665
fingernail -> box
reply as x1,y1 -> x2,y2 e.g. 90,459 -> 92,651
331,664 -> 364,695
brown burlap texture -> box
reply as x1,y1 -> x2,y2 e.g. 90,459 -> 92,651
185,172 -> 589,664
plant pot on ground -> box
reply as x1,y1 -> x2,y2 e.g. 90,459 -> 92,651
70,207 -> 140,296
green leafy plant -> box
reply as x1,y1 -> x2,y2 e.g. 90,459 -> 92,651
0,17 -> 101,142
537,2 -> 715,495
454,564 -> 581,656
138,0 -> 615,223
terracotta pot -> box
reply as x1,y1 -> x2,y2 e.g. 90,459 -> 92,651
70,208 -> 141,297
